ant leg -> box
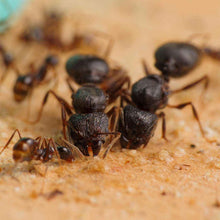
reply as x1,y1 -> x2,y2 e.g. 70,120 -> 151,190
142,59 -> 151,76
90,30 -> 114,58
167,102 -> 214,143
106,106 -> 120,132
61,104 -> 68,140
48,138 -> 61,165
171,75 -> 209,93
0,129 -> 22,155
203,47 -> 220,60
29,90 -> 73,123
100,69 -> 130,103
102,132 -> 121,159
66,77 -> 77,94
187,33 -> 210,47
157,112 -> 168,141
171,75 -> 209,100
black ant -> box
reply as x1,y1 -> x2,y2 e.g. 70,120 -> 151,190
118,62 -> 215,149
0,129 -> 77,163
154,41 -> 220,80
65,43 -> 130,103
29,84 -> 121,157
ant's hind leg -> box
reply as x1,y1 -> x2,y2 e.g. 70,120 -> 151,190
167,102 -> 215,143
28,90 -> 73,123
157,112 -> 168,141
171,75 -> 209,101
142,59 -> 151,76
0,129 -> 22,155
102,132 -> 121,159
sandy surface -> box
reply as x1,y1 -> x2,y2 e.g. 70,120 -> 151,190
1,0 -> 220,219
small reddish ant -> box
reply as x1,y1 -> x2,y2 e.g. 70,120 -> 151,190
0,129 -> 80,163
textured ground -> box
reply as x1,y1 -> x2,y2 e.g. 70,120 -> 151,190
1,0 -> 220,219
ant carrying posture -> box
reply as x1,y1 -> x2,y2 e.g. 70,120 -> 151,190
30,84 -> 121,158
154,41 -> 220,80
118,62 -> 215,149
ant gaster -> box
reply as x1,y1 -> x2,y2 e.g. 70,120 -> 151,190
154,41 -> 220,80
65,44 -> 130,103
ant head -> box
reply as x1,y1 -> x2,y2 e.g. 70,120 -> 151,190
72,84 -> 107,113
45,55 -> 59,66
65,54 -> 109,84
131,74 -> 169,113
13,138 -> 37,162
119,105 -> 158,149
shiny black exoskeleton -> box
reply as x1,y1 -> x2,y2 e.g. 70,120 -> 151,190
66,55 -> 109,84
65,54 -> 130,104
68,112 -> 109,156
155,42 -> 201,79
119,105 -> 158,149
34,85 -> 120,157
72,85 -> 107,113
131,74 -> 169,112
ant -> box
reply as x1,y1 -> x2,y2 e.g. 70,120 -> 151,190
29,84 -> 121,158
19,11 -> 108,52
154,41 -> 220,80
12,54 -> 59,103
118,62 -> 215,149
65,43 -> 130,103
0,129 -> 77,163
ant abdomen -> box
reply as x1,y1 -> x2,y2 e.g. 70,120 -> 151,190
66,55 -> 109,84
155,42 -> 201,78
13,75 -> 33,102
12,138 -> 37,162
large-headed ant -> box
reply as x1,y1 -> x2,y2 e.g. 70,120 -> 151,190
29,83 -> 121,158
154,41 -> 220,80
118,61 -> 215,149
0,129 -> 77,163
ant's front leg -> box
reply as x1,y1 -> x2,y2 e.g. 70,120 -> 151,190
28,90 -> 73,123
